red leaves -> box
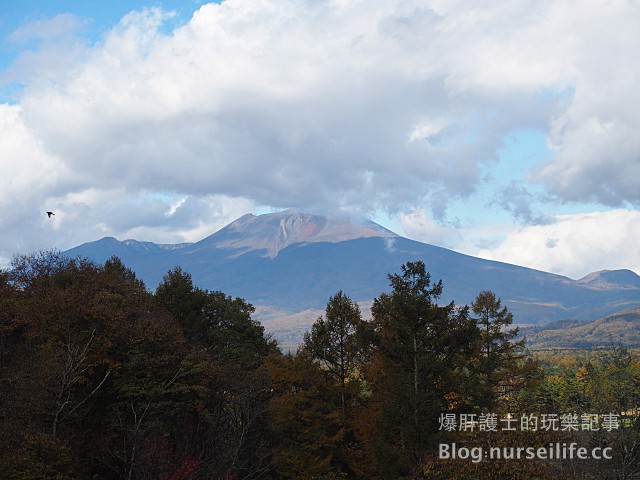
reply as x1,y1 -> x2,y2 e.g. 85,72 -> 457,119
161,457 -> 200,480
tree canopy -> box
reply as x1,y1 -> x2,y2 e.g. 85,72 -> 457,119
0,253 -> 636,479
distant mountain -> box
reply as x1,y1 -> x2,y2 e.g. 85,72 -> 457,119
190,211 -> 397,258
65,211 -> 640,331
577,269 -> 640,290
523,308 -> 640,349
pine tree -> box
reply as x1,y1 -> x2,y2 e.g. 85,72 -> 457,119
303,291 -> 364,427
365,261 -> 477,477
471,290 -> 526,409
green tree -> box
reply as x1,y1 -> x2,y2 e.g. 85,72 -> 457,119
471,290 -> 526,409
364,261 -> 478,478
154,266 -> 206,343
303,291 -> 364,427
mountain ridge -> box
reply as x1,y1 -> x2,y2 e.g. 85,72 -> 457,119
577,269 -> 640,290
65,211 -> 640,331
523,308 -> 640,349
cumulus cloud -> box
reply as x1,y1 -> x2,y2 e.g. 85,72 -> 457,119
0,104 -> 258,262
475,210 -> 640,278
2,0 -> 640,270
15,1 -> 562,214
533,2 -> 640,206
0,104 -> 68,257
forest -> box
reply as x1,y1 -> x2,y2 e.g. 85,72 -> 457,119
0,251 -> 638,479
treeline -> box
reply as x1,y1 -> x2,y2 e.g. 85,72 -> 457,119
0,252 -> 638,479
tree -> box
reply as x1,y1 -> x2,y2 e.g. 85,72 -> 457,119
303,291 -> 364,427
267,352 -> 343,478
154,267 -> 206,344
0,252 -> 283,478
0,252 -> 143,478
154,268 -> 277,478
471,290 -> 526,409
364,261 -> 478,477
0,269 -> 20,372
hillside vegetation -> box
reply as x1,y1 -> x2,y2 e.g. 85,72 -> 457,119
525,309 -> 640,349
0,251 -> 638,479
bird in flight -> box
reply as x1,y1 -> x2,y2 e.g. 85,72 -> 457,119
46,211 -> 55,218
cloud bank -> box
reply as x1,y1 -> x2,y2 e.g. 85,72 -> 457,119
1,0 -> 639,276
476,210 -> 640,279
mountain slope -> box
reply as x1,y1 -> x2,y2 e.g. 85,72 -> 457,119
577,269 -> 640,290
65,211 -> 640,327
523,309 -> 640,348
187,211 -> 397,258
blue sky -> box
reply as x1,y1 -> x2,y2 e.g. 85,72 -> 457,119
0,1 -> 201,41
0,1 -> 208,93
1,0 -> 639,278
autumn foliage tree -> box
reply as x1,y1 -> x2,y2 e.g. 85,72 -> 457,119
154,266 -> 277,478
0,252 -> 150,478
266,352 -> 344,478
1,252 -> 636,480
0,253 -> 277,479
359,261 -> 479,478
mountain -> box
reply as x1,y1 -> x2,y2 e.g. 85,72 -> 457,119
577,269 -> 640,290
522,308 -> 640,349
65,211 -> 640,336
190,211 -> 397,258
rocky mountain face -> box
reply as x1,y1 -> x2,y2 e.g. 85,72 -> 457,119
185,211 -> 397,258
65,211 -> 640,332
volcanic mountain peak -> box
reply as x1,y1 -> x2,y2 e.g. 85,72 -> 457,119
64,210 -> 640,331
194,210 -> 397,257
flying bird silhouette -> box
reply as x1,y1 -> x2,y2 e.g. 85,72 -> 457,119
46,211 -> 55,218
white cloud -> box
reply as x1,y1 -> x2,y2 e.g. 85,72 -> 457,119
39,188 -> 258,246
2,0 -> 640,271
399,207 -> 462,248
9,14 -> 87,43
475,210 -> 640,278
0,104 -> 70,256
15,1 -> 563,213
530,2 -> 640,205
0,105 -> 257,260
0,105 -> 60,195
407,118 -> 448,144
